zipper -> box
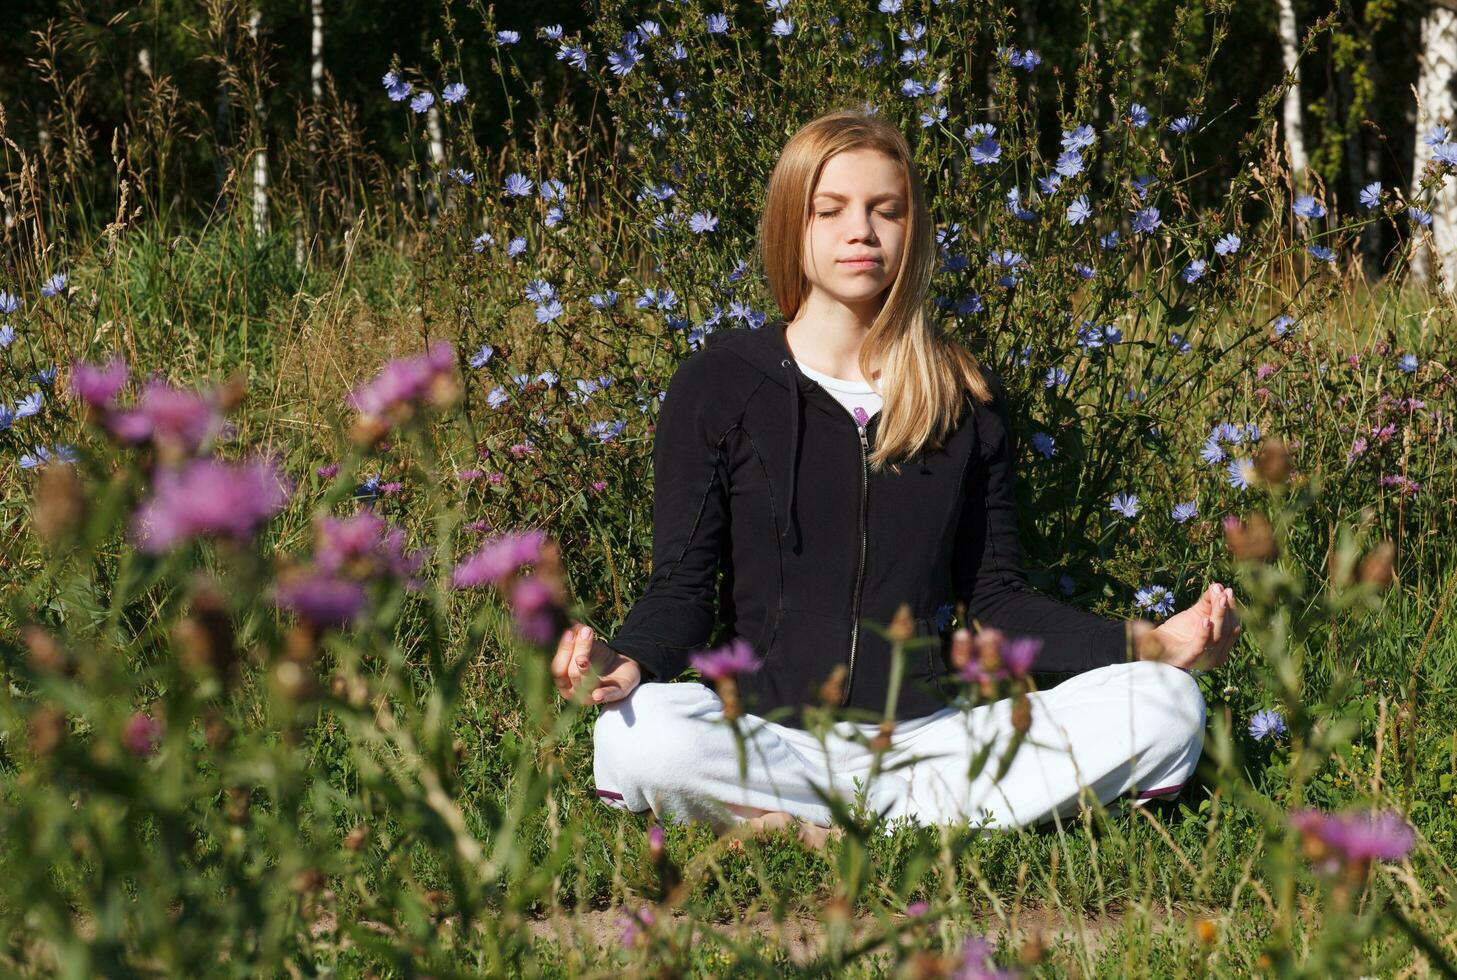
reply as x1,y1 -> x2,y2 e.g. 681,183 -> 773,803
842,419 -> 871,705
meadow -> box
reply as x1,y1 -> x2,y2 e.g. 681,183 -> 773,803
1,0 -> 1455,975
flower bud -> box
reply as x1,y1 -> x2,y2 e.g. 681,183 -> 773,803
28,706 -> 66,758
345,823 -> 370,851
1223,512 -> 1277,561
819,664 -> 848,706
949,627 -> 973,670
871,719 -> 893,753
887,602 -> 915,643
1019,929 -> 1046,964
1011,694 -> 1032,733
34,462 -> 84,544
647,823 -> 665,862
1255,436 -> 1291,485
174,586 -> 239,688
717,676 -> 742,721
1358,540 -> 1395,588
226,786 -> 251,824
217,370 -> 248,412
1195,917 -> 1218,945
974,628 -> 1004,674
23,625 -> 69,675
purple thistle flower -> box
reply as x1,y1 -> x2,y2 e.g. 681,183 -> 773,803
347,341 -> 457,420
1291,809 -> 1415,868
958,629 -> 1041,684
452,528 -> 549,588
275,571 -> 368,627
69,357 -> 128,408
106,380 -> 224,454
1247,708 -> 1286,741
315,511 -> 423,579
123,712 -> 163,758
690,637 -> 763,681
131,457 -> 292,553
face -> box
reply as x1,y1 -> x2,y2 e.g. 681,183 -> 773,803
801,147 -> 909,315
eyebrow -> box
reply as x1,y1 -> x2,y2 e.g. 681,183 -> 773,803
811,191 -> 906,203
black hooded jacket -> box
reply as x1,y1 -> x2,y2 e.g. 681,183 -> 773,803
605,318 -> 1130,725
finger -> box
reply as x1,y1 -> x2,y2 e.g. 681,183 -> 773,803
551,625 -> 580,693
567,626 -> 594,692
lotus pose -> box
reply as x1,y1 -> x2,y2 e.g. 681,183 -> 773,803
553,109 -> 1240,845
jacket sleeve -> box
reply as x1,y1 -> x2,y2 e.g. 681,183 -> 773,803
604,352 -> 732,682
951,367 -> 1130,674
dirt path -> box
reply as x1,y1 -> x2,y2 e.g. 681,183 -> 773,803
523,903 -> 1147,964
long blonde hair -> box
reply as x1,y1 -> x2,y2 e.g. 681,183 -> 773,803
758,108 -> 994,473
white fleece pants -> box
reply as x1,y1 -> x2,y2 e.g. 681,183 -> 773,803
593,660 -> 1206,831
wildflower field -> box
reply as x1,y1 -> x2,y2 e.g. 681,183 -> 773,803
1,0 -> 1456,975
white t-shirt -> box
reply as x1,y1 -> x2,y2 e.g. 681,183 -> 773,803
795,359 -> 884,424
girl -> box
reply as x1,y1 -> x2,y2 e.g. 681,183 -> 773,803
552,109 -> 1240,846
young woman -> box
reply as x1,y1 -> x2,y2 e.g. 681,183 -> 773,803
551,109 -> 1241,845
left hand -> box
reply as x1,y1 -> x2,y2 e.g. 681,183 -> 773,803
1132,582 -> 1241,671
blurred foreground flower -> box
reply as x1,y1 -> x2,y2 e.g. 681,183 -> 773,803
123,712 -> 163,758
132,457 -> 292,553
348,341 -> 460,444
690,637 -> 762,720
452,528 -> 569,644
1291,808 -> 1415,876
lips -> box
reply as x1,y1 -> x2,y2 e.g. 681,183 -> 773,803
838,257 -> 881,266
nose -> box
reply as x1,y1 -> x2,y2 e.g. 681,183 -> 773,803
847,208 -> 878,244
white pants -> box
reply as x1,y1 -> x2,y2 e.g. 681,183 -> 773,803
593,660 -> 1205,831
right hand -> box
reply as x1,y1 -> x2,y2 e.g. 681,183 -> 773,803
551,623 -> 642,705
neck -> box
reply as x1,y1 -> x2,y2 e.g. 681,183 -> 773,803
784,293 -> 885,382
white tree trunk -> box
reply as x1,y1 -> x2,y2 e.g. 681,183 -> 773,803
310,0 -> 324,102
426,104 -> 446,220
248,8 -> 269,240
1412,7 -> 1457,287
1277,0 -> 1307,177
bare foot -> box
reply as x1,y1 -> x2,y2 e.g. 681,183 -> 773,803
744,810 -> 839,850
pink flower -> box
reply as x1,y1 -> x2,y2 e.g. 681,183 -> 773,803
123,712 -> 163,757
69,357 -> 129,408
275,571 -> 368,626
1379,474 -> 1421,498
379,481 -> 403,495
457,469 -> 484,481
1291,808 -> 1415,869
316,463 -> 340,479
957,629 -> 1041,684
488,472 -> 505,485
906,901 -> 930,917
690,638 -> 763,681
315,511 -> 422,579
131,457 -> 292,553
590,480 -> 608,492
619,906 -> 655,949
451,529 -> 548,588
347,342 -> 458,420
1255,363 -> 1276,380
107,380 -> 224,454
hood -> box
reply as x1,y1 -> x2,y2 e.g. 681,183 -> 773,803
704,319 -> 919,554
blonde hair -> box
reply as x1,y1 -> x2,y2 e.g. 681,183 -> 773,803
758,108 -> 994,473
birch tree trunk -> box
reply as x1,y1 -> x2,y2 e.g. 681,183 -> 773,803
425,103 -> 445,222
1277,0 -> 1307,177
248,7 -> 269,241
1411,5 -> 1457,287
301,0 -> 324,265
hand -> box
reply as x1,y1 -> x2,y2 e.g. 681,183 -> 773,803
1132,582 -> 1242,671
550,623 -> 642,705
